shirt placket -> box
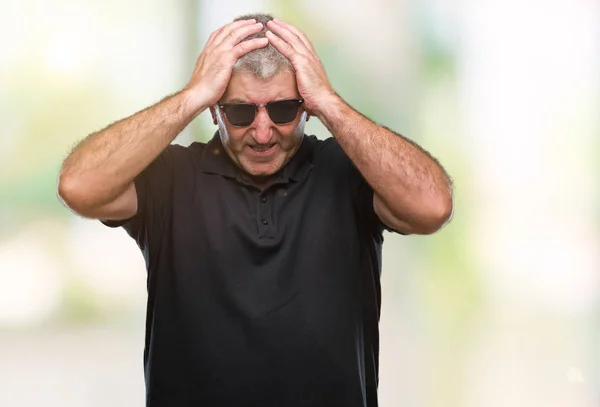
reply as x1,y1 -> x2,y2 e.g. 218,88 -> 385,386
256,190 -> 274,239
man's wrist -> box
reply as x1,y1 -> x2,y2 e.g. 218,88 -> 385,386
314,92 -> 347,131
179,88 -> 211,118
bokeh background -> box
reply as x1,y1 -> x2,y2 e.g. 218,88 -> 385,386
1,0 -> 598,406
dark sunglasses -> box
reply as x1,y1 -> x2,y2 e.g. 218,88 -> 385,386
218,99 -> 304,127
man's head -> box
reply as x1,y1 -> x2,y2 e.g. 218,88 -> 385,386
210,13 -> 307,185
232,14 -> 293,78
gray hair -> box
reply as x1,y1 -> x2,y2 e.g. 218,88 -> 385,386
232,13 -> 294,78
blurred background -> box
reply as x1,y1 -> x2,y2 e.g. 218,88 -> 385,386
1,0 -> 598,405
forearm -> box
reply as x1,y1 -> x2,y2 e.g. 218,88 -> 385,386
59,90 -> 204,208
316,94 -> 453,231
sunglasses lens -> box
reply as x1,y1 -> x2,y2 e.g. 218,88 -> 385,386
223,104 -> 256,126
267,100 -> 302,124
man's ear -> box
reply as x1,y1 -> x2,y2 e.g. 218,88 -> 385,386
304,108 -> 312,122
209,106 -> 218,125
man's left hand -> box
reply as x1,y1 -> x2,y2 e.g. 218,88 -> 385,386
266,19 -> 337,116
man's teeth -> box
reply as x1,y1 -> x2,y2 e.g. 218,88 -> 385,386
251,145 -> 272,152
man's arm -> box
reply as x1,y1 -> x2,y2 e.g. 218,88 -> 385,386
266,19 -> 453,235
57,18 -> 268,220
314,96 -> 453,235
58,92 -> 200,220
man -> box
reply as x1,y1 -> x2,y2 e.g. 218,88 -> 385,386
58,13 -> 452,407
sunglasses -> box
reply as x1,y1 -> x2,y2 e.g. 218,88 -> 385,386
218,99 -> 304,127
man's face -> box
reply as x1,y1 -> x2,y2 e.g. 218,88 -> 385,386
212,71 -> 307,181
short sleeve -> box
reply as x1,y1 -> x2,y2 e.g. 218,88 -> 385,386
101,145 -> 179,252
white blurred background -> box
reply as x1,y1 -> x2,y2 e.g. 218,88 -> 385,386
0,0 -> 598,406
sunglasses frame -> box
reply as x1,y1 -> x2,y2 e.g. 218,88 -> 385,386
218,98 -> 304,127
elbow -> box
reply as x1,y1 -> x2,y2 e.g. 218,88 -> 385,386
420,192 -> 453,235
57,173 -> 80,211
57,173 -> 95,217
377,190 -> 453,235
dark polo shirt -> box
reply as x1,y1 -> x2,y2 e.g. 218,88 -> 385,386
104,132 -> 387,407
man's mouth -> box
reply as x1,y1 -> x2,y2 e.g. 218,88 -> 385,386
249,144 -> 276,153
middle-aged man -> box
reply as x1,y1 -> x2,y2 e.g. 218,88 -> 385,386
58,13 -> 453,407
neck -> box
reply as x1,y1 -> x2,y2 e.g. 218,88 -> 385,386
240,172 -> 275,190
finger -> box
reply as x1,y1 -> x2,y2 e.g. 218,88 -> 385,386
212,19 -> 256,46
206,22 -> 239,48
218,22 -> 265,48
270,19 -> 318,57
265,30 -> 299,61
232,37 -> 269,59
211,19 -> 257,47
265,21 -> 311,57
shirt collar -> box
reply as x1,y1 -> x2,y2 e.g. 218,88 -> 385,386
199,131 -> 314,184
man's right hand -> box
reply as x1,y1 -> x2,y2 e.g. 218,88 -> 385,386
58,20 -> 267,221
184,19 -> 268,110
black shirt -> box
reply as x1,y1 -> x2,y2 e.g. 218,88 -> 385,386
104,133 -> 387,407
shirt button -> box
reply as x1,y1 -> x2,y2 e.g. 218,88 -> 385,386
261,197 -> 267,203
262,219 -> 268,225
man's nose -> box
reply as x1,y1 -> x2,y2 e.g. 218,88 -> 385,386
252,106 -> 273,144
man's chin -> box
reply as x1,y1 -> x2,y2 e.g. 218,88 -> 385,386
239,168 -> 278,187
245,168 -> 278,179
241,159 -> 285,178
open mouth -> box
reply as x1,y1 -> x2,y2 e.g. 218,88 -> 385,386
249,144 -> 276,154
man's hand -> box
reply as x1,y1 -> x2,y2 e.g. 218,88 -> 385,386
185,19 -> 269,110
265,19 -> 337,116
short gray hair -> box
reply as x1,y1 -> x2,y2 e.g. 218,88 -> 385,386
232,13 -> 294,78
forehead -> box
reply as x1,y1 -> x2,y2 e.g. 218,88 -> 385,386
223,71 -> 300,103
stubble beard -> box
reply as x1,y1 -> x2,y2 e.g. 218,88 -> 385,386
215,106 -> 307,163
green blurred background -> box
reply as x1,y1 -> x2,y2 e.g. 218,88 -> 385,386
1,0 -> 598,406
